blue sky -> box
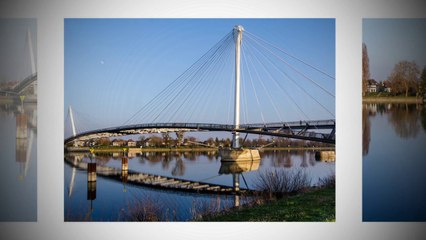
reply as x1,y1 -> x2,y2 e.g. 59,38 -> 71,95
363,19 -> 426,82
65,19 -> 335,134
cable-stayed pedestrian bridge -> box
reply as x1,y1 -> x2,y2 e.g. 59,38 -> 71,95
65,25 -> 335,147
0,29 -> 37,97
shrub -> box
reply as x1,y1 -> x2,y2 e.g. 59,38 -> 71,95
254,168 -> 311,198
123,196 -> 164,221
318,173 -> 335,188
190,196 -> 235,220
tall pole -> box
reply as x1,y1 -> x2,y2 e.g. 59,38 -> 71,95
232,25 -> 244,149
69,106 -> 77,137
27,28 -> 37,96
27,29 -> 36,75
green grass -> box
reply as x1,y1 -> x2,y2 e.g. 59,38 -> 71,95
201,187 -> 335,222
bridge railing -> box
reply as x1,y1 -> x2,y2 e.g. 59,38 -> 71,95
239,119 -> 335,129
65,120 -> 335,145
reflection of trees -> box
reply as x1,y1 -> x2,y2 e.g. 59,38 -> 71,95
421,105 -> 426,132
362,105 -> 371,156
300,152 -> 308,168
92,153 -> 112,166
142,152 -> 164,164
171,158 -> 185,176
388,103 -> 420,138
183,151 -> 197,161
309,154 -> 316,166
205,151 -> 217,161
266,151 -> 293,168
161,153 -> 172,170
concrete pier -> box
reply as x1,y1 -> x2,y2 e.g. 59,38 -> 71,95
219,148 -> 261,162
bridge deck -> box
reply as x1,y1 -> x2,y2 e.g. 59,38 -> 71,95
65,157 -> 253,195
64,120 -> 336,145
13,73 -> 37,94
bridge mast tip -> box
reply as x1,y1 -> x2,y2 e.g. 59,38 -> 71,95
233,25 -> 244,31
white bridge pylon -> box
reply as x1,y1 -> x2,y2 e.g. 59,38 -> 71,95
232,25 -> 244,149
68,106 -> 77,137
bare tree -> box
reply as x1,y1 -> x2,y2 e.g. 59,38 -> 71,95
149,135 -> 163,147
388,60 -> 420,97
175,131 -> 184,147
161,132 -> 171,147
362,43 -> 370,97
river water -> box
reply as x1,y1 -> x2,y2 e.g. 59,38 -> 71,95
363,103 -> 426,221
64,149 -> 335,221
0,102 -> 37,221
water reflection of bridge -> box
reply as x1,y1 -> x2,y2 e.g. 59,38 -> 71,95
66,153 -> 258,194
65,152 -> 262,211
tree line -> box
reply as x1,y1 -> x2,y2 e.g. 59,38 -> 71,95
85,134 -> 332,149
362,43 -> 426,97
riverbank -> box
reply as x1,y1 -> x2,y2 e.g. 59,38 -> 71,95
66,146 -> 335,153
0,95 -> 37,104
363,96 -> 424,103
201,187 -> 335,221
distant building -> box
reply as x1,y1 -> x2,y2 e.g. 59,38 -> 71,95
112,139 -> 124,147
382,81 -> 392,93
127,139 -> 136,147
367,79 -> 377,93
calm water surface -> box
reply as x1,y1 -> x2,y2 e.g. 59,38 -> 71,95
363,103 -> 426,221
0,103 -> 37,221
64,149 -> 334,221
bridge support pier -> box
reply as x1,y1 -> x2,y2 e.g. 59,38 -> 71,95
87,162 -> 97,205
16,113 -> 28,139
219,148 -> 261,162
